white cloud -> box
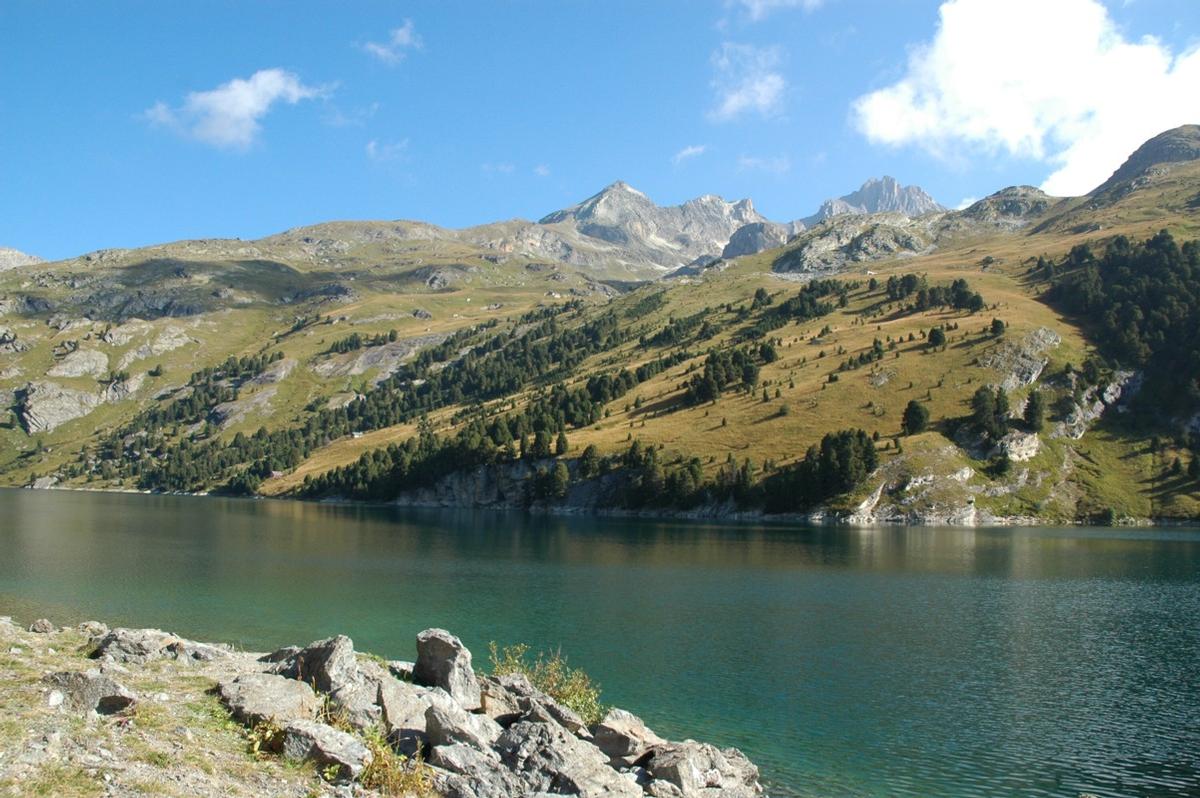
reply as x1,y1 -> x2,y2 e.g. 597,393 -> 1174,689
363,20 -> 422,64
955,196 -> 977,210
737,154 -> 791,174
533,164 -> 551,177
672,144 -> 708,165
852,0 -> 1200,195
145,69 -> 326,150
709,43 -> 786,122
366,138 -> 409,162
733,0 -> 825,21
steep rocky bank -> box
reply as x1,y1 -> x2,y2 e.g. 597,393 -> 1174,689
0,616 -> 764,797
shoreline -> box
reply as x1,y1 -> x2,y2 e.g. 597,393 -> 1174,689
9,481 -> 1194,529
0,616 -> 767,797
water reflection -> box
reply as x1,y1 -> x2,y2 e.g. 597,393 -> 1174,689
2,488 -> 1199,798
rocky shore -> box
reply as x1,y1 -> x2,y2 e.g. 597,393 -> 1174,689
0,616 -> 764,797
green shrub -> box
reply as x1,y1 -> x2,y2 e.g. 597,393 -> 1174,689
489,642 -> 605,725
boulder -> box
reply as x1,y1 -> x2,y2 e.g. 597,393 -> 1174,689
414,628 -> 481,710
273,635 -> 359,694
89,628 -> 179,664
429,744 -> 523,798
377,678 -> 455,755
218,673 -> 320,727
77,621 -> 109,640
484,673 -> 588,736
592,708 -> 666,764
273,636 -> 382,730
496,720 -> 642,798
280,719 -> 373,782
28,618 -> 55,634
641,741 -> 761,798
43,671 -> 135,715
425,702 -> 503,751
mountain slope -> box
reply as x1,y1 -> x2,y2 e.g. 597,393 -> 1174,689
3,127 -> 1200,524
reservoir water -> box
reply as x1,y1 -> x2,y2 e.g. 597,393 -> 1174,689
1,488 -> 1198,797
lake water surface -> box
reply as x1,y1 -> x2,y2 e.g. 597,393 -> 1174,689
1,488 -> 1198,797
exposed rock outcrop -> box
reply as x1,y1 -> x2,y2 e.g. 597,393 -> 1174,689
802,176 -> 944,227
46,348 -> 109,379
0,246 -> 42,271
17,381 -> 103,433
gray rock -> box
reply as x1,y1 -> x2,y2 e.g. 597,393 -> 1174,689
387,660 -> 415,681
46,349 -> 109,379
496,720 -> 642,798
274,635 -> 359,695
425,702 -> 503,751
414,628 -> 482,710
280,719 -> 372,782
377,678 -> 453,754
89,628 -> 180,664
592,708 -> 666,763
218,673 -> 320,726
802,176 -> 943,227
17,381 -> 103,433
43,671 -> 135,715
721,222 -> 792,259
641,741 -> 761,798
430,742 -> 525,798
479,675 -> 524,725
77,621 -> 109,640
258,645 -> 300,664
273,635 -> 381,730
484,672 -> 588,736
28,618 -> 55,634
165,639 -> 230,662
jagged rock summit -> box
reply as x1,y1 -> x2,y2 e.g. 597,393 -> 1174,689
803,176 -> 944,227
537,180 -> 766,270
0,247 -> 42,271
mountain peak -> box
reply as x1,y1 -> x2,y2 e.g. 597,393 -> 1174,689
534,182 -> 767,270
1092,124 -> 1200,196
0,246 -> 43,272
803,176 -> 943,227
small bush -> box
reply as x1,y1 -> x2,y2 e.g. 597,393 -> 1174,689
360,728 -> 435,796
489,642 -> 605,725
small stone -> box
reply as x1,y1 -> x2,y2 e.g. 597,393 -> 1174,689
28,618 -> 55,634
47,690 -> 64,708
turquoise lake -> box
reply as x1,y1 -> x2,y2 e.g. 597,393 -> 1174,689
1,487 -> 1198,796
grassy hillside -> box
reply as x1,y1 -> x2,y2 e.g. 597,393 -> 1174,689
3,154 -> 1200,523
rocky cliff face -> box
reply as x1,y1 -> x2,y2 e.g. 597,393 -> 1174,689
803,176 -> 944,227
0,247 -> 42,272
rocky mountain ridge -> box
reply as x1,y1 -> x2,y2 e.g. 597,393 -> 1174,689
0,246 -> 42,271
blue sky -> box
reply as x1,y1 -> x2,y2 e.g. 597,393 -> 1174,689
2,0 -> 1198,261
